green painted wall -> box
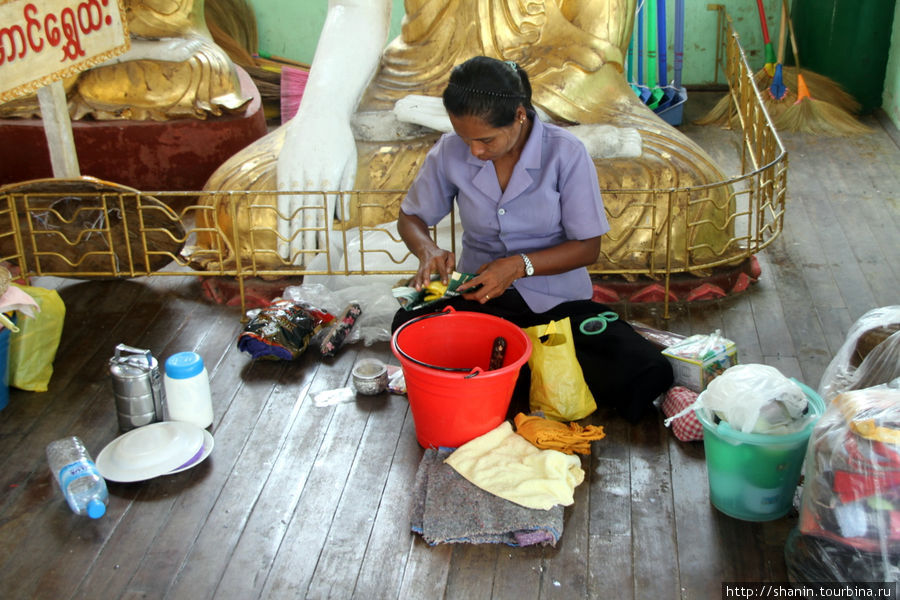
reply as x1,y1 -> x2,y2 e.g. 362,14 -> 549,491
247,0 -> 775,82
246,0 -> 900,125
246,0 -> 405,66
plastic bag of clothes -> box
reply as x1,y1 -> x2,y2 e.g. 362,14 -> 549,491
785,385 -> 900,584
818,306 -> 900,404
237,299 -> 334,360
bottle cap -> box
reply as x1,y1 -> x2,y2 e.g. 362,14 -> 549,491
165,352 -> 205,380
87,498 -> 107,519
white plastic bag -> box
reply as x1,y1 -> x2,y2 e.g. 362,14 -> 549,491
696,364 -> 809,434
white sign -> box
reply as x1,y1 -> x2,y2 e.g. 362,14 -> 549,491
0,0 -> 130,104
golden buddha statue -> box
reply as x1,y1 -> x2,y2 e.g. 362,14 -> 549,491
194,0 -> 736,277
0,0 -> 249,121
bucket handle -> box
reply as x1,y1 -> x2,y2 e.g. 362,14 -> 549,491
394,307 -> 482,376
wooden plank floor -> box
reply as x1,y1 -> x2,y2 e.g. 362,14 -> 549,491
1,92 -> 898,599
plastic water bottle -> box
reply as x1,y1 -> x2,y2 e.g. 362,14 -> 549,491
46,436 -> 108,519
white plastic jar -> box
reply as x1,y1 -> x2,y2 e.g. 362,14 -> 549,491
163,352 -> 213,429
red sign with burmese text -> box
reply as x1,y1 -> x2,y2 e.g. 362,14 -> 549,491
0,0 -> 129,104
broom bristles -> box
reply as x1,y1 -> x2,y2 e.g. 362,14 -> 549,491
280,66 -> 309,124
779,97 -> 872,136
695,65 -> 862,127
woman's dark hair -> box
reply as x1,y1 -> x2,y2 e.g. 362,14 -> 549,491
442,56 -> 534,128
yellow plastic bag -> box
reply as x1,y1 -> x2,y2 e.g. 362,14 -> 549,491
523,318 -> 596,421
8,284 -> 66,392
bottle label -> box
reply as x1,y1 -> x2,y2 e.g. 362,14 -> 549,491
59,459 -> 97,489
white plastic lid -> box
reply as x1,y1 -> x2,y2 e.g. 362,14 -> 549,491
87,498 -> 106,519
165,352 -> 205,379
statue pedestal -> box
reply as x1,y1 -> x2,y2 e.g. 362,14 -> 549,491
0,68 -> 267,193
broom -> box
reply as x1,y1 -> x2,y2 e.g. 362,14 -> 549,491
757,0 -> 777,78
763,0 -> 793,125
695,1 -> 861,127
645,0 -> 664,109
695,0 -> 775,126
778,0 -> 871,136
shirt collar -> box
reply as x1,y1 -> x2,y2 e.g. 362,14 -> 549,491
466,110 -> 542,200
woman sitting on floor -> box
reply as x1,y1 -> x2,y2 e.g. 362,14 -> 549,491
392,56 -> 673,423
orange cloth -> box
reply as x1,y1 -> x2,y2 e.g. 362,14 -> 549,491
514,413 -> 606,455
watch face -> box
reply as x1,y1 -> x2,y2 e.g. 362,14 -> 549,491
522,254 -> 534,276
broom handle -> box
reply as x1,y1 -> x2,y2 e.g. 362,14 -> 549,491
756,0 -> 771,44
776,0 -> 787,64
658,0 -> 668,86
783,0 -> 802,71
674,0 -> 684,88
637,1 -> 644,85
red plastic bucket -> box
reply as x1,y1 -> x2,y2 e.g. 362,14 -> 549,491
391,307 -> 531,448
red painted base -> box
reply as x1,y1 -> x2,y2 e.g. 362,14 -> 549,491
200,276 -> 305,310
200,256 -> 761,310
0,68 -> 267,193
591,256 -> 761,304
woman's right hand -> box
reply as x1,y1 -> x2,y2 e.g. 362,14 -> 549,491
398,211 -> 456,290
412,247 -> 456,291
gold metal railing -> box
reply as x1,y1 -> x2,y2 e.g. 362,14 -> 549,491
0,19 -> 785,319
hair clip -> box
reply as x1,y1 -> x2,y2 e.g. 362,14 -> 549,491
505,60 -> 518,72
447,81 -> 523,99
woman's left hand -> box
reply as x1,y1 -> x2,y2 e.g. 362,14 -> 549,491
459,256 -> 523,303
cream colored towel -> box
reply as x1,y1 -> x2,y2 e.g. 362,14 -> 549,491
444,421 -> 585,510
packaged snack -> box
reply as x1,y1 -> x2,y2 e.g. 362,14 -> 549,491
392,271 -> 476,311
661,330 -> 737,392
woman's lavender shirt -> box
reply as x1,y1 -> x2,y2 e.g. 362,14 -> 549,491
401,116 -> 609,313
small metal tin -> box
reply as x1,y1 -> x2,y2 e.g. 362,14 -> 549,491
351,358 -> 388,395
109,344 -> 167,432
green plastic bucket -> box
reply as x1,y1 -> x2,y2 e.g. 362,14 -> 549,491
695,381 -> 825,522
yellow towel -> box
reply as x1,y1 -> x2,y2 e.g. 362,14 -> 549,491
514,413 -> 606,455
444,421 -> 584,510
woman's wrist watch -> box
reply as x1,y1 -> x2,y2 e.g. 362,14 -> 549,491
520,253 -> 534,277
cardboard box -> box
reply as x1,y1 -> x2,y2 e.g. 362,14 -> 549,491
662,334 -> 738,393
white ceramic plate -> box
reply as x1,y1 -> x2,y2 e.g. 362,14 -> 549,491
168,429 -> 214,474
97,421 -> 205,483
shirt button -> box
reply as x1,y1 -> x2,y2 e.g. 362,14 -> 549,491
498,208 -> 506,215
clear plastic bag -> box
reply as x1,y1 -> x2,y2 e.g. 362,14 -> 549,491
818,306 -> 900,404
661,329 -> 738,392
237,298 -> 332,360
282,282 -> 394,346
786,386 -> 900,584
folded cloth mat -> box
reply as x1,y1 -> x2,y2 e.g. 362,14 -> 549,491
445,421 -> 585,510
411,448 -> 563,546
513,412 -> 606,455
